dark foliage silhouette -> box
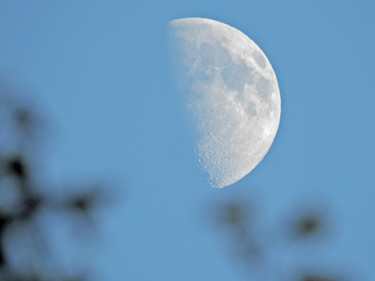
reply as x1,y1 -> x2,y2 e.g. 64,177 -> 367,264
212,197 -> 356,281
0,77 -> 359,281
0,80 -> 106,281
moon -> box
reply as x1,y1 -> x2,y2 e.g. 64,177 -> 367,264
168,18 -> 281,188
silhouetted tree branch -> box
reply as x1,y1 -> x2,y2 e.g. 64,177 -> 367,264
0,78 -> 108,281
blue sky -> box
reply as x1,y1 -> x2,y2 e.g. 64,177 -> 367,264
0,1 -> 374,280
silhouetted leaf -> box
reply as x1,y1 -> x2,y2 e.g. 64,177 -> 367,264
216,199 -> 254,230
286,204 -> 332,240
296,215 -> 322,237
0,215 -> 11,268
14,108 -> 32,129
6,156 -> 27,180
223,203 -> 245,227
63,185 -> 105,219
18,195 -> 41,221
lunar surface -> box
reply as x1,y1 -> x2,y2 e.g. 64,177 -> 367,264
169,18 -> 281,188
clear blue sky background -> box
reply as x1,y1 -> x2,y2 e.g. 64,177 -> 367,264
0,1 -> 374,280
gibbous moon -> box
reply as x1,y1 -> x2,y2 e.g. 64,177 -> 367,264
169,18 -> 281,188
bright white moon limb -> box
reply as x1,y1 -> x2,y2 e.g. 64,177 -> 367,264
169,18 -> 281,188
